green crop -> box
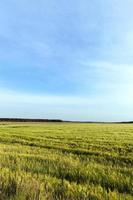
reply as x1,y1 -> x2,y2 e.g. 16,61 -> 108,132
0,123 -> 133,199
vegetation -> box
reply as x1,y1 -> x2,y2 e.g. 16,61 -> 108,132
0,123 -> 133,200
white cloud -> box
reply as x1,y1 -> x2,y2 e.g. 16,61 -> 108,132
0,88 -> 93,106
0,85 -> 133,121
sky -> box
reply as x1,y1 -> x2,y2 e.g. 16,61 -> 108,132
0,0 -> 133,121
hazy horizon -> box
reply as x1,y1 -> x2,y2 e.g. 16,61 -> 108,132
0,0 -> 133,121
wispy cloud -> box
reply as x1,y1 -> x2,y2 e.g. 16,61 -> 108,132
0,88 -> 93,106
0,85 -> 133,121
0,0 -> 133,120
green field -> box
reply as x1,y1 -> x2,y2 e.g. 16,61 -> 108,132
0,123 -> 133,200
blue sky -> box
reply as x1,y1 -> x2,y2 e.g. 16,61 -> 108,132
0,0 -> 133,121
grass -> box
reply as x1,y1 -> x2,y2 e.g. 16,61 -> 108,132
0,122 -> 133,199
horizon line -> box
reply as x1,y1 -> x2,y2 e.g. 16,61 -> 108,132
0,117 -> 133,124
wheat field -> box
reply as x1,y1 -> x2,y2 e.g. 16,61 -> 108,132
0,123 -> 133,200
